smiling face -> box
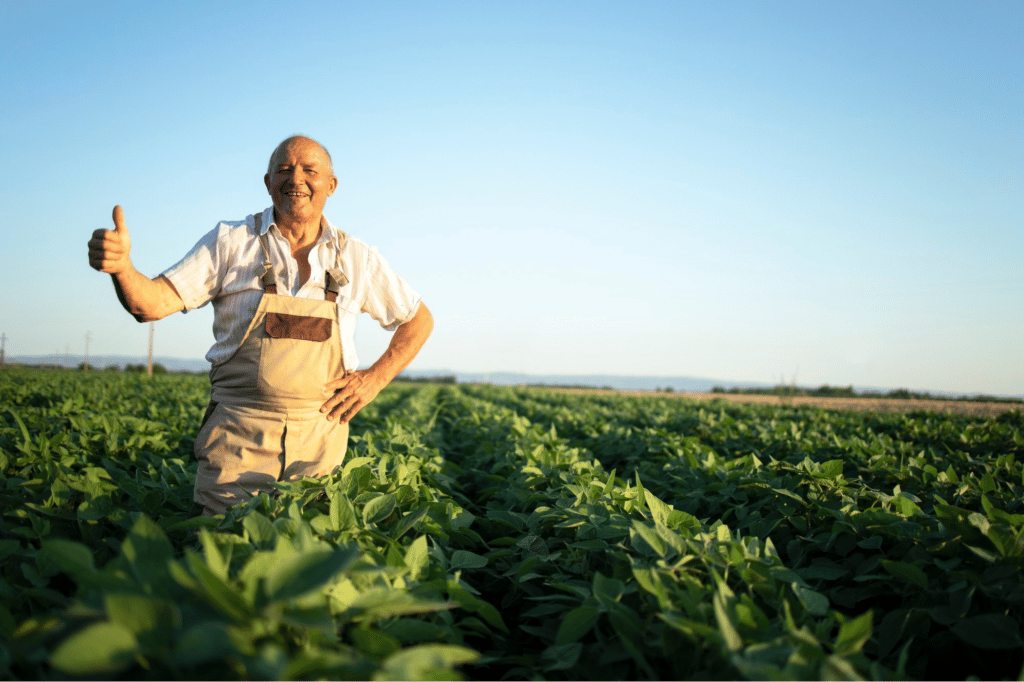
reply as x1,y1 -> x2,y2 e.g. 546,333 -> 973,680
264,137 -> 338,225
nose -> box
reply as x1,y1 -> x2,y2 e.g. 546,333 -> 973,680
281,166 -> 306,184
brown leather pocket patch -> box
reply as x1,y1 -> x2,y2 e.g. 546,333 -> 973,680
265,312 -> 331,341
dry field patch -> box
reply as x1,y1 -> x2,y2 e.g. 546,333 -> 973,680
535,386 -> 1022,418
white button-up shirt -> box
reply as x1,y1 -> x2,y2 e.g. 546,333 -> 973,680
161,206 -> 421,370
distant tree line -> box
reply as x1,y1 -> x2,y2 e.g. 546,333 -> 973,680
526,383 -> 617,390
71,363 -> 171,374
710,384 -> 1023,404
393,375 -> 457,384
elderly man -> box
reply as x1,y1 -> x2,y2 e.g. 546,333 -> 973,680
88,135 -> 434,516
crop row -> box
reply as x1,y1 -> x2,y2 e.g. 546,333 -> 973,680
1,369 -> 1022,680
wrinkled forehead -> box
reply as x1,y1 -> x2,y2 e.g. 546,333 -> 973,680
268,137 -> 333,173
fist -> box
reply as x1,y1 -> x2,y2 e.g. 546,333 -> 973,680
88,206 -> 133,274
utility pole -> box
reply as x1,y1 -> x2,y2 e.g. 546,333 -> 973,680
0,333 -> 6,366
147,322 -> 154,376
84,331 -> 91,371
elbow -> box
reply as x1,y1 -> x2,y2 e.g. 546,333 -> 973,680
131,307 -> 166,323
419,304 -> 434,337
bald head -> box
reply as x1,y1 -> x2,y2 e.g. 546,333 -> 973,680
268,135 -> 334,176
264,135 -> 338,227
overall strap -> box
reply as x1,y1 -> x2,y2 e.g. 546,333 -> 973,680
256,220 -> 278,295
324,229 -> 350,302
324,271 -> 339,303
257,213 -> 346,301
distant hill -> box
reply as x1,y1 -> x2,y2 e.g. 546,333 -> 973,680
398,369 -> 756,393
9,355 -> 209,373
7,358 -> 1020,400
396,369 -> 1024,401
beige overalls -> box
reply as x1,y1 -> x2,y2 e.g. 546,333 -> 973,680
193,223 -> 350,515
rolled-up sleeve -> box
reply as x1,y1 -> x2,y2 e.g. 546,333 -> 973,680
359,246 -> 421,331
160,226 -> 223,312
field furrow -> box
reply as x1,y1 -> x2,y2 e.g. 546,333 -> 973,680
1,369 -> 1022,680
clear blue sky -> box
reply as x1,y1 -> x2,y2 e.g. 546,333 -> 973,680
2,1 -> 1021,395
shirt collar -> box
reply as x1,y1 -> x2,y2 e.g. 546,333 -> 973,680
258,206 -> 346,248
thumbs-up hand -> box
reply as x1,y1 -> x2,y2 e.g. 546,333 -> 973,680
88,206 -> 134,274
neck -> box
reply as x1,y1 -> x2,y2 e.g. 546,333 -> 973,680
273,210 -> 322,247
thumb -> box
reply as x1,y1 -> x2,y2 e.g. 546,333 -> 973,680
112,205 -> 129,235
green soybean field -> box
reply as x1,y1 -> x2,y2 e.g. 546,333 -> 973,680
1,367 -> 1023,680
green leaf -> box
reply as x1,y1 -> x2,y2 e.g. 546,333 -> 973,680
184,551 -> 251,622
486,509 -> 526,531
821,654 -> 862,680
243,512 -> 277,546
37,539 -> 96,581
390,507 -> 428,539
330,492 -> 357,531
820,459 -> 844,479
632,566 -> 670,609
793,584 -> 830,616
643,489 -> 673,527
713,589 -> 743,652
198,530 -> 230,581
881,560 -> 928,589
799,564 -> 849,581
835,610 -> 873,656
607,602 -> 655,677
169,622 -> 235,667
382,618 -> 450,644
104,593 -> 178,647
951,614 -> 1023,649
602,468 -> 617,496
342,589 -> 458,623
985,524 -> 1020,557
265,544 -> 360,602
363,494 -> 397,526
556,606 -> 600,644
50,622 -> 138,675
0,540 -> 20,562
342,457 -> 374,477
892,495 -> 924,517
447,584 -> 508,633
543,642 -> 583,671
593,572 -> 625,607
6,409 -> 32,450
634,472 -> 648,515
378,644 -> 479,680
349,626 -> 401,658
630,521 -> 667,557
121,514 -> 175,591
405,536 -> 430,581
77,494 -> 114,520
449,550 -> 488,570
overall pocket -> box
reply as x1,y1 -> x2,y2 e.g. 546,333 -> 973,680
257,314 -> 340,400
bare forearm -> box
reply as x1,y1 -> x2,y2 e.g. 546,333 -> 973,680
111,269 -> 183,322
321,303 -> 434,423
367,303 -> 434,385
90,205 -> 184,323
